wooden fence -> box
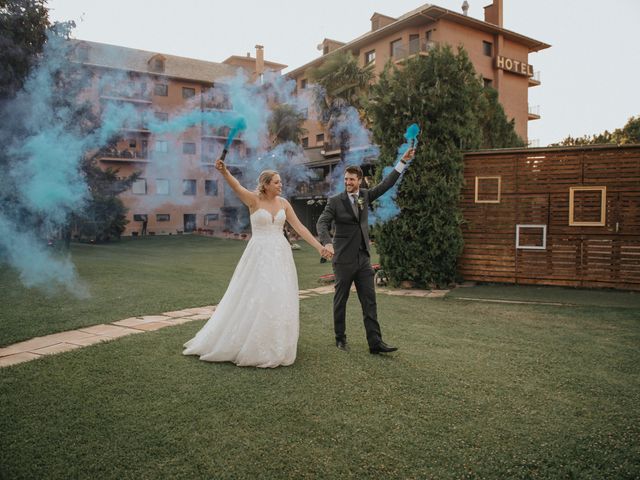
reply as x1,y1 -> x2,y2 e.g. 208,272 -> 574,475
459,145 -> 640,290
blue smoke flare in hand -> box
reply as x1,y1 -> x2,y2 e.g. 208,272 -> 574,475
225,116 -> 247,149
405,123 -> 420,142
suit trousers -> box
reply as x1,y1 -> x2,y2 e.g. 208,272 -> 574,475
332,250 -> 381,347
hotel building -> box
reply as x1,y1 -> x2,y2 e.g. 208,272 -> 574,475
288,0 -> 549,159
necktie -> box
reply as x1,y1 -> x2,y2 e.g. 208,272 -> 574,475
351,194 -> 359,216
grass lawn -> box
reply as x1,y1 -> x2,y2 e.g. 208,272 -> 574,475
2,236 -> 640,478
0,236 -> 339,347
1,291 -> 639,478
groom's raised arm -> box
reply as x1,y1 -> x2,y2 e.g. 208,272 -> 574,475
316,201 -> 335,247
368,148 -> 414,202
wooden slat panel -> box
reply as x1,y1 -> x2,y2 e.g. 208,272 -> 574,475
460,145 -> 640,291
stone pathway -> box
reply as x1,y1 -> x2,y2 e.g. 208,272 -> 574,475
0,285 -> 445,368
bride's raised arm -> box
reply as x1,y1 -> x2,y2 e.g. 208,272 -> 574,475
215,159 -> 258,210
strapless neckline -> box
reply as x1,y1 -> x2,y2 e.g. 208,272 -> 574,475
252,208 -> 285,223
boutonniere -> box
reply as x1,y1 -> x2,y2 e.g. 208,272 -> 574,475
356,197 -> 365,211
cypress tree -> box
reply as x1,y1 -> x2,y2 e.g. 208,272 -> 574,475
368,45 -> 521,287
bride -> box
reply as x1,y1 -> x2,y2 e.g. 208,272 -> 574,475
183,158 -> 330,368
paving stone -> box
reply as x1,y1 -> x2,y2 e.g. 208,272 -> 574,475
45,330 -> 95,344
308,286 -> 334,294
185,313 -> 210,321
79,324 -> 141,338
32,343 -> 82,356
0,352 -> 41,368
161,310 -> 195,318
137,315 -> 172,322
0,344 -> 28,358
428,290 -> 450,298
67,335 -> 111,347
167,317 -> 200,325
112,317 -> 152,327
1,336 -> 62,355
131,321 -> 173,331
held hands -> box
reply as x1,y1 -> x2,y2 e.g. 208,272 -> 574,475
321,244 -> 334,260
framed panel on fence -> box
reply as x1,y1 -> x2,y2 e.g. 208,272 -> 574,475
516,224 -> 547,250
475,176 -> 501,203
569,186 -> 606,226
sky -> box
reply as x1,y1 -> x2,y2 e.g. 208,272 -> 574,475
47,0 -> 640,147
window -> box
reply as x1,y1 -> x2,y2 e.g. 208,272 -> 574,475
483,41 -> 493,57
300,78 -> 307,89
133,214 -> 147,222
156,214 -> 170,222
365,50 -> 376,65
132,179 -> 147,195
205,180 -> 218,196
183,142 -> 196,154
204,213 -> 219,225
425,29 -> 433,41
182,87 -> 196,99
316,133 -> 325,145
155,140 -> 168,153
152,58 -> 165,72
301,137 -> 309,148
182,179 -> 197,196
154,83 -> 168,96
390,38 -> 403,58
299,107 -> 308,119
483,78 -> 493,88
128,139 -> 137,148
156,179 -> 170,195
409,34 -> 419,54
155,111 -> 168,122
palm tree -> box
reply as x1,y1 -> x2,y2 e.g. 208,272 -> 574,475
268,103 -> 308,145
308,51 -> 373,161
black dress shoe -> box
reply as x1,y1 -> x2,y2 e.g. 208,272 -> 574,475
336,339 -> 349,352
369,341 -> 398,354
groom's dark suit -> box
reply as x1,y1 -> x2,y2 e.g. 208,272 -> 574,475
316,168 -> 402,347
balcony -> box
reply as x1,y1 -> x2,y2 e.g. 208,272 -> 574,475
121,122 -> 151,133
99,84 -> 152,104
393,40 -> 438,64
201,124 -> 243,142
528,70 -> 541,87
528,104 -> 541,121
202,99 -> 233,111
97,145 -> 149,163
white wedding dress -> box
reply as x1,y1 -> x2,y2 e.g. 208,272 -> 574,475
183,208 -> 299,368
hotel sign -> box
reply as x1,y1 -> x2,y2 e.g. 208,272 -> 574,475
495,55 -> 533,77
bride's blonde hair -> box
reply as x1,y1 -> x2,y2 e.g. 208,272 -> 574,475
255,170 -> 279,197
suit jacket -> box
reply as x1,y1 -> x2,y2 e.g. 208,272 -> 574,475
317,169 -> 401,264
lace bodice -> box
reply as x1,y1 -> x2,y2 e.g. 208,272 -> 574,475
250,208 -> 287,237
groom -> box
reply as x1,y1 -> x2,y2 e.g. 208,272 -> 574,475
316,147 -> 415,354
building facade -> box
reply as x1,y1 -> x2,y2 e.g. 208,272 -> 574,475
288,0 -> 550,156
72,40 -> 285,236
